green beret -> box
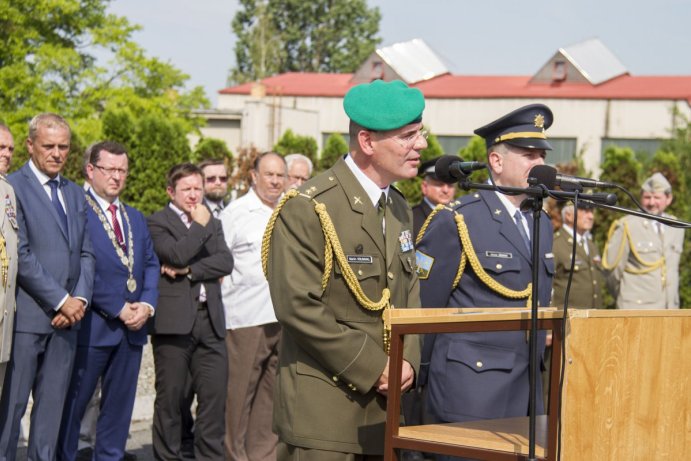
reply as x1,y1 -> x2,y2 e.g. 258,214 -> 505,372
343,79 -> 425,131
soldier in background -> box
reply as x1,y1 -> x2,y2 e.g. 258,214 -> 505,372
603,172 -> 685,309
551,201 -> 604,309
412,157 -> 456,238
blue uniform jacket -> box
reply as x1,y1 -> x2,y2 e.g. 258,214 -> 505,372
416,189 -> 553,423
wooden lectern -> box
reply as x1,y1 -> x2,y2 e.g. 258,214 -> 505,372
384,308 -> 691,460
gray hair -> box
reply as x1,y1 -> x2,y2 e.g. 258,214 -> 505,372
285,153 -> 313,175
28,113 -> 71,141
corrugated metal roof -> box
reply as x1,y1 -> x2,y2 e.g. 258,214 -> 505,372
375,38 -> 449,84
219,72 -> 691,104
559,38 -> 628,85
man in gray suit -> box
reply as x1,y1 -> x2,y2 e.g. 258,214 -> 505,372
0,124 -> 19,398
0,113 -> 95,461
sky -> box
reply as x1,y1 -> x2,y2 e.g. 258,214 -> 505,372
107,0 -> 691,105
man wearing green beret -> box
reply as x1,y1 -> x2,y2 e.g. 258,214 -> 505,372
264,79 -> 424,460
604,172 -> 685,308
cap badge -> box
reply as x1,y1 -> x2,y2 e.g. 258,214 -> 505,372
534,113 -> 545,130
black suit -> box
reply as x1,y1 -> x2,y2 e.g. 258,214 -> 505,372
147,206 -> 233,461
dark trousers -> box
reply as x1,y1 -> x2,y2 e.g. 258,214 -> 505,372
57,341 -> 142,461
0,329 -> 78,461
151,309 -> 227,461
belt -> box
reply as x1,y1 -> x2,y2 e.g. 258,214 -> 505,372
197,301 -> 208,311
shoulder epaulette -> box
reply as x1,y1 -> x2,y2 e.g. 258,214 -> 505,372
297,171 -> 339,199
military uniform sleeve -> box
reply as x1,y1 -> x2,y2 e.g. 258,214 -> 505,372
267,196 -> 388,393
416,209 -> 461,308
603,219 -> 627,297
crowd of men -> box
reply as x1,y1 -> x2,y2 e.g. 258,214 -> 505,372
0,78 -> 686,461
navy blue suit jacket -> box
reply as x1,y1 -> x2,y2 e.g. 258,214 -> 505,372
78,192 -> 160,347
8,163 -> 95,334
416,189 -> 554,423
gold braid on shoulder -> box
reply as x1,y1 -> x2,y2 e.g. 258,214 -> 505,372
454,213 -> 532,307
601,218 -> 665,277
261,189 -> 393,351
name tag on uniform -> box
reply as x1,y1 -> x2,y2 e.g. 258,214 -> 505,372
485,251 -> 512,259
347,255 -> 373,264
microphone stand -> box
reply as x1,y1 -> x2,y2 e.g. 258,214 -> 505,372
456,179 -> 615,461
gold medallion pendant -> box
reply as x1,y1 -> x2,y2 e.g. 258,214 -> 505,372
127,277 -> 137,293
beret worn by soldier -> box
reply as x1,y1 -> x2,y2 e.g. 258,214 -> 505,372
474,103 -> 554,150
641,172 -> 672,194
343,79 -> 425,131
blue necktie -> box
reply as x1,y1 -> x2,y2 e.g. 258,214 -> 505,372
48,179 -> 68,233
514,210 -> 531,255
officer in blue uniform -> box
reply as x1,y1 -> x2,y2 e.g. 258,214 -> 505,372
415,104 -> 555,459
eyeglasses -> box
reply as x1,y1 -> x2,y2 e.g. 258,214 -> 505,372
205,175 -> 228,183
387,128 -> 429,150
93,164 -> 128,177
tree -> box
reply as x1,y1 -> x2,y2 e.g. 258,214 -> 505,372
0,0 -> 208,205
230,0 -> 381,83
458,136 -> 489,187
273,129 -> 318,165
192,137 -> 234,165
319,133 -> 348,171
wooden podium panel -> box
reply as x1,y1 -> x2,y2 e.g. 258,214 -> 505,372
384,308 -> 691,461
560,309 -> 691,460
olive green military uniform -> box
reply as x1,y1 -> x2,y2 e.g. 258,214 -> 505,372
551,228 -> 604,309
265,157 -> 420,455
0,176 -> 19,396
604,214 -> 684,309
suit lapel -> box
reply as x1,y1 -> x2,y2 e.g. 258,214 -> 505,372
21,165 -> 69,241
483,190 -> 532,263
332,160 -> 385,256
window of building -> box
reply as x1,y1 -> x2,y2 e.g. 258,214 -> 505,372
601,138 -> 663,161
552,61 -> 567,82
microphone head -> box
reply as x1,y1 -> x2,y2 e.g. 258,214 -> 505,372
528,164 -> 557,189
434,155 -> 464,184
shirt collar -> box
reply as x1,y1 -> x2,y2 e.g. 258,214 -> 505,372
344,154 -> 389,207
90,190 -> 121,212
244,187 -> 275,212
29,159 -> 61,186
494,190 -> 521,218
168,202 -> 191,226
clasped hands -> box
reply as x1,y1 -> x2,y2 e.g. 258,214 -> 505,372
51,296 -> 85,329
375,358 -> 415,397
118,302 -> 150,331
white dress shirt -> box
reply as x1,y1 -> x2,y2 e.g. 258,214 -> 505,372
219,187 -> 277,329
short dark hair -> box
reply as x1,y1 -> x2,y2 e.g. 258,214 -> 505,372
89,140 -> 128,165
167,163 -> 203,189
198,158 -> 227,175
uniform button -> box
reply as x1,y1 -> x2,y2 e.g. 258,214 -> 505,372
357,269 -> 363,276
476,361 -> 483,368
574,265 -> 579,271
496,264 -> 502,270
387,272 -> 394,280
593,281 -> 597,285
594,294 -> 598,298
332,376 -> 339,382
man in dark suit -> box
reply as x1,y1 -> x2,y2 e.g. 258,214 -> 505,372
57,141 -> 159,461
416,105 -> 555,460
147,163 -> 233,461
412,157 -> 455,238
0,113 -> 95,460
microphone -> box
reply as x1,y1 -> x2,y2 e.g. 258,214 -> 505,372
434,155 -> 487,184
529,165 -> 615,190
